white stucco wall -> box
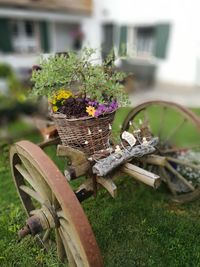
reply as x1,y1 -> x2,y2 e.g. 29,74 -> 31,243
82,0 -> 200,86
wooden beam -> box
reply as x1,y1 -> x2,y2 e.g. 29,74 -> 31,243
38,137 -> 60,149
122,163 -> 161,189
92,138 -> 159,176
57,145 -> 88,166
140,155 -> 166,167
96,177 -> 117,198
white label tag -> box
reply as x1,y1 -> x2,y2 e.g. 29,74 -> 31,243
121,131 -> 136,147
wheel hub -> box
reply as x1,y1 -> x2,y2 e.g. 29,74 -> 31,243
18,204 -> 59,239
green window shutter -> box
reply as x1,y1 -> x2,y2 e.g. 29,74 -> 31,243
154,23 -> 171,59
119,25 -> 127,56
39,21 -> 50,53
102,24 -> 114,60
0,18 -> 13,53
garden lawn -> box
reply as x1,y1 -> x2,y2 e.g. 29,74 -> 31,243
1,108 -> 200,267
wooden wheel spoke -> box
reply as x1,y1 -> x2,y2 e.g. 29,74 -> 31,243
160,145 -> 200,154
57,210 -> 69,221
15,164 -> 45,199
167,156 -> 200,171
163,118 -> 187,145
52,191 -> 60,210
58,214 -> 86,266
127,119 -> 138,133
42,229 -> 51,243
15,164 -> 34,187
58,228 -> 77,267
166,162 -> 195,191
55,228 -> 66,262
19,185 -> 44,203
143,108 -> 150,125
159,167 -> 177,196
18,154 -> 52,203
158,106 -> 167,139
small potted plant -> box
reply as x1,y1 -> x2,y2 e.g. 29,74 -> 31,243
31,48 -> 129,155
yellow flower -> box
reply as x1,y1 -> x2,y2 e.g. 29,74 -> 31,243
86,106 -> 96,117
56,89 -> 72,101
49,95 -> 56,104
53,106 -> 58,112
51,99 -> 56,104
49,89 -> 73,104
57,94 -> 63,100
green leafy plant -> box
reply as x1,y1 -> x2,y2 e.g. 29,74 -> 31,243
31,48 -> 129,106
0,63 -> 13,78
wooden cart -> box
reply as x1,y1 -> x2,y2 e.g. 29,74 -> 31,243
10,100 -> 200,267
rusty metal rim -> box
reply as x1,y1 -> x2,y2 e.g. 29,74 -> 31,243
10,141 -> 103,267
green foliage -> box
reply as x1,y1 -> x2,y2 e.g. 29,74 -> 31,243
31,48 -> 129,106
7,73 -> 30,101
0,63 -> 13,78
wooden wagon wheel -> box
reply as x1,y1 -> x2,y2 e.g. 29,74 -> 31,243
122,100 -> 200,203
10,140 -> 103,267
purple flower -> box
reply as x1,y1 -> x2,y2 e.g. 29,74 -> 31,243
110,100 -> 118,110
85,98 -> 98,108
85,98 -> 119,118
106,106 -> 113,113
94,109 -> 102,117
98,104 -> 107,112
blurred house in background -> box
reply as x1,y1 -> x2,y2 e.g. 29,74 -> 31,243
0,0 -> 91,79
0,0 -> 200,90
91,0 -> 200,90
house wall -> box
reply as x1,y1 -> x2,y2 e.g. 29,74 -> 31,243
83,0 -> 200,87
0,0 -> 200,87
0,7 -> 88,69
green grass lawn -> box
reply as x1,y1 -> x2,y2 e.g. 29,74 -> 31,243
1,107 -> 200,267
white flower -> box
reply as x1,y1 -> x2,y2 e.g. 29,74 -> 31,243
142,137 -> 148,145
115,145 -> 122,154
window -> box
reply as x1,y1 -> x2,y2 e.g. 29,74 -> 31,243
134,26 -> 155,58
128,24 -> 171,59
10,20 -> 39,53
25,21 -> 34,37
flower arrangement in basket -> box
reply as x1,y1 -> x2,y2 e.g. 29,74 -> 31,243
31,48 -> 129,155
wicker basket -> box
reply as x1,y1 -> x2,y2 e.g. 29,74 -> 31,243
51,111 -> 115,155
